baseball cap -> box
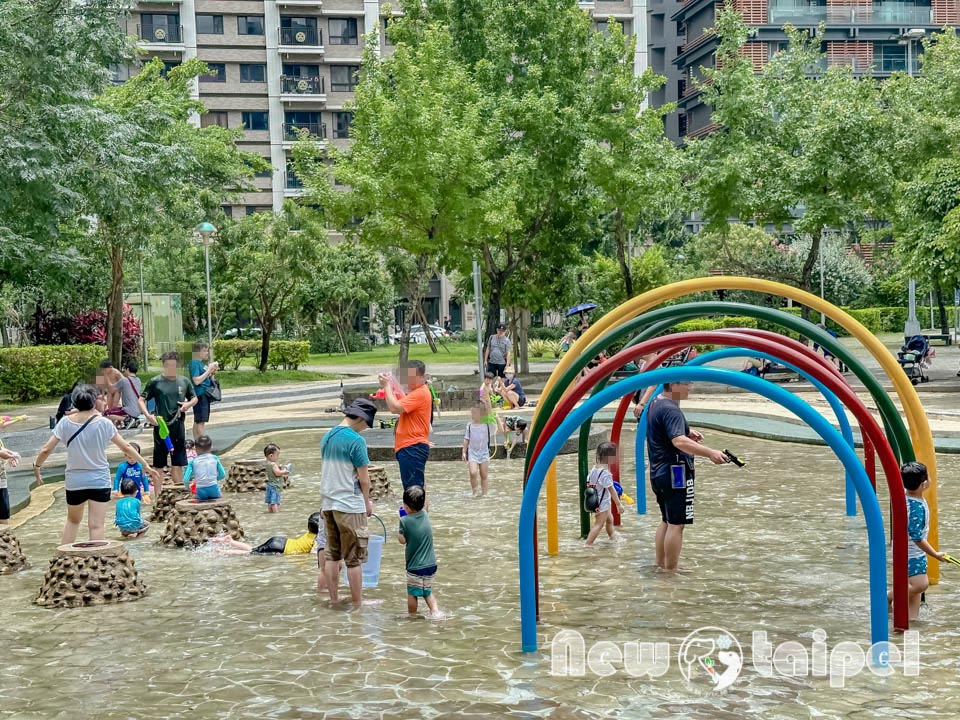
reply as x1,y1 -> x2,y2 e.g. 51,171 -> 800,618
343,398 -> 377,427
496,323 -> 506,330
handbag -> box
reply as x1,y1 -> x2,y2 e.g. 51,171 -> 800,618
207,376 -> 222,403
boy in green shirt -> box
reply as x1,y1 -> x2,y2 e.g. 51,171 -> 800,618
398,485 -> 439,616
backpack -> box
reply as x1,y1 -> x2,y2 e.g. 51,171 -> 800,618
583,468 -> 608,513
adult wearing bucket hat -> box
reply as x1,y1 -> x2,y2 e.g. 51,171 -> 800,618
320,398 -> 377,608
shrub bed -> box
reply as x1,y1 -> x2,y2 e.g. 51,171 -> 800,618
0,345 -> 104,402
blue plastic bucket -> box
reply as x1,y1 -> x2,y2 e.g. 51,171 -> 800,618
341,514 -> 387,589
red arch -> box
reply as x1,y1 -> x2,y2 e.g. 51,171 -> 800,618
527,330 -> 909,631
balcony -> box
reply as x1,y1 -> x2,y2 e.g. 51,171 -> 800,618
137,23 -> 184,49
284,171 -> 305,196
827,55 -> 872,72
280,75 -> 327,102
282,122 -> 327,146
768,1 -> 935,25
279,27 -> 324,54
277,0 -> 322,5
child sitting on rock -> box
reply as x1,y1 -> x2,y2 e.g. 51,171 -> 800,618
115,478 -> 150,538
211,512 -> 322,556
183,435 -> 226,501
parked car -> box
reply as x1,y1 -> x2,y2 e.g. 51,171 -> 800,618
389,324 -> 450,344
223,327 -> 263,339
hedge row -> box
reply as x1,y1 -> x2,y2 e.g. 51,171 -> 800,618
0,345 -> 105,402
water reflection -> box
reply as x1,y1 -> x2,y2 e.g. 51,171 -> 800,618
2,428 -> 960,718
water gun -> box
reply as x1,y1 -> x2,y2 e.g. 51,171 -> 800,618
157,417 -> 174,452
942,553 -> 960,568
0,415 -> 27,427
723,449 -> 746,468
612,480 -> 635,505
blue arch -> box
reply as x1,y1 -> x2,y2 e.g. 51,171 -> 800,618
633,348 -> 858,517
519,366 -> 887,654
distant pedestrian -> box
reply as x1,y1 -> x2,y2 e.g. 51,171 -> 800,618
190,342 -> 220,441
381,361 -> 433,493
484,324 -> 511,377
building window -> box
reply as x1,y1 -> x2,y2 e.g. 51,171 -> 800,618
199,63 -> 226,82
161,61 -> 180,78
242,111 -> 270,131
238,16 -> 265,35
333,111 -> 353,139
246,206 -> 272,216
255,167 -> 273,178
240,63 -> 267,83
220,205 -> 233,218
330,65 -> 359,92
282,63 -> 320,78
280,16 -> 320,45
329,17 -> 359,45
877,43 -> 908,72
196,14 -> 223,35
382,17 -> 394,46
201,111 -> 228,128
140,13 -> 181,43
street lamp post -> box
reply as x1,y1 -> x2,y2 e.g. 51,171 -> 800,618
196,222 -> 217,362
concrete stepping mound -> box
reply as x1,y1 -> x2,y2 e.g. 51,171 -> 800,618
0,527 -> 28,574
36,540 -> 145,608
223,459 -> 291,493
160,498 -> 244,548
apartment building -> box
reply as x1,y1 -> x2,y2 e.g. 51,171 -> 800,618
673,0 -> 960,139
123,1 -> 653,328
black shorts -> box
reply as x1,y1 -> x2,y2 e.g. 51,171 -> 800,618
193,394 -> 211,424
651,469 -> 695,525
487,363 -> 506,377
251,536 -> 287,554
65,488 -> 112,506
0,487 -> 9,520
153,418 -> 187,468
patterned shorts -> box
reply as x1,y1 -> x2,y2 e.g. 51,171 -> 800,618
406,569 -> 436,598
908,556 -> 928,577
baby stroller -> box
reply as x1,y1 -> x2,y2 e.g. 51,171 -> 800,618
898,335 -> 935,385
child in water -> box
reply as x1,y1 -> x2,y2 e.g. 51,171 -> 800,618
112,442 -> 150,502
264,443 -> 290,513
890,462 -> 945,620
183,435 -> 226,501
462,404 -> 492,497
584,442 -> 624,547
398,486 -> 440,616
212,512 -> 322,555
115,478 -> 150,538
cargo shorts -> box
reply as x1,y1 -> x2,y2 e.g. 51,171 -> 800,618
323,510 -> 369,568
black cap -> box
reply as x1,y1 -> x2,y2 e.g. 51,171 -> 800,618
343,398 -> 377,427
496,323 -> 506,330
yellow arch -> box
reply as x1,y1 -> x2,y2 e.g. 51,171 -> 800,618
542,276 -> 939,581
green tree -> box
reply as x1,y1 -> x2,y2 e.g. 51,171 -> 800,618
584,20 -> 681,298
294,16 -> 489,366
85,58 -> 266,363
301,242 -> 392,355
690,10 -> 895,308
219,203 -> 321,371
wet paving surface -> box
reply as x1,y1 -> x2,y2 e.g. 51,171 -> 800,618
3,427 -> 960,718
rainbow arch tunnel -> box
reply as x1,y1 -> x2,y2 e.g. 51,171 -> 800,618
518,365 -> 893,653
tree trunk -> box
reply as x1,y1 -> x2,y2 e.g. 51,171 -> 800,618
935,283 -> 949,335
335,321 -> 350,355
397,311 -> 413,368
106,240 -> 125,365
614,208 -> 634,298
258,317 -> 274,372
797,230 -> 822,323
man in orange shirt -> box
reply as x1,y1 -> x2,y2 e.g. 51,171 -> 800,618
380,360 -> 433,492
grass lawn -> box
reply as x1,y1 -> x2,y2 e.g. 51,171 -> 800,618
309,341 -> 490,367
136,368 -> 336,389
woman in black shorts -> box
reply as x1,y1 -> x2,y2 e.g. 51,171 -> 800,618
33,385 -> 158,545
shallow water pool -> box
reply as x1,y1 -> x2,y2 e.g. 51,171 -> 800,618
3,427 -> 960,719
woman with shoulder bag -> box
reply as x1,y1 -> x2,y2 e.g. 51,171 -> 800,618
34,384 -> 159,545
